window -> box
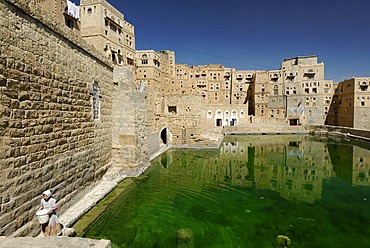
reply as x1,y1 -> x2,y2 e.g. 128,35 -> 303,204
168,106 -> 177,114
141,59 -> 148,64
306,74 -> 314,79
359,85 -> 368,91
110,24 -> 116,32
65,17 -> 74,29
87,8 -> 92,14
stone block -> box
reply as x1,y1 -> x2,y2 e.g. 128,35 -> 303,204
119,135 -> 137,145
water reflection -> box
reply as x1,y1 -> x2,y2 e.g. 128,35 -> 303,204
83,135 -> 370,247
161,135 -> 370,204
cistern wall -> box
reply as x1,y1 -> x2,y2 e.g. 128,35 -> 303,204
0,0 -> 113,236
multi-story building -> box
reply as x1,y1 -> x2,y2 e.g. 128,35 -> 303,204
135,50 -> 176,132
35,0 -> 81,33
134,52 -> 344,144
269,56 -> 335,125
232,70 -> 254,113
135,50 -> 175,92
80,0 -> 135,66
326,77 -> 370,129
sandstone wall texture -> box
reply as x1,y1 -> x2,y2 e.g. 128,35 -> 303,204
148,131 -> 161,156
0,0 -> 113,236
112,66 -> 150,171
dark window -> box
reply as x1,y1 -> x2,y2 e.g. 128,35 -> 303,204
168,106 -> 177,114
110,24 -> 116,32
65,18 -> 74,29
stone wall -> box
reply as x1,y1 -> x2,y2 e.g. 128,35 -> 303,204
0,0 -> 113,236
307,125 -> 370,141
112,66 -> 150,171
148,131 -> 161,156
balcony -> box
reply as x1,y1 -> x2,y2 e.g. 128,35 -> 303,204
270,73 -> 279,79
286,72 -> 296,78
303,69 -> 316,75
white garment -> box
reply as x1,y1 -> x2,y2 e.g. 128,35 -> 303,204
40,197 -> 57,211
67,0 -> 80,20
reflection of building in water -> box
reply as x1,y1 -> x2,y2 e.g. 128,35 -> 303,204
328,143 -> 354,184
221,135 -> 333,203
280,141 -> 332,203
328,141 -> 370,186
209,141 -> 254,188
253,142 -> 286,192
352,146 -> 370,186
157,135 -> 367,204
156,150 -> 217,199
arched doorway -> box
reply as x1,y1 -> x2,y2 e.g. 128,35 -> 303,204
160,128 -> 167,145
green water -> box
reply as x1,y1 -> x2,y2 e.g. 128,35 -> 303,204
81,135 -> 370,247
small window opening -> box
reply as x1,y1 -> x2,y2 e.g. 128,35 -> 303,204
168,106 -> 177,114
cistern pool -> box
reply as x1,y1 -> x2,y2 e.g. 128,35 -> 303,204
77,135 -> 370,247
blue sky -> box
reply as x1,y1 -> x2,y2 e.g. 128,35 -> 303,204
74,0 -> 370,82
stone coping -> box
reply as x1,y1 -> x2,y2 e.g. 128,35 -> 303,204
0,237 -> 111,248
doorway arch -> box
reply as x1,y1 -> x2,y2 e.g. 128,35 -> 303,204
160,128 -> 167,145
160,127 -> 172,145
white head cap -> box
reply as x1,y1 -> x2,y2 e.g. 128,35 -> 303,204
42,190 -> 52,197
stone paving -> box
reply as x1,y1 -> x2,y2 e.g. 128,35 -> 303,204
0,237 -> 111,248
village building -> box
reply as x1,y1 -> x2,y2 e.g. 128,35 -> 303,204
35,0 -> 80,33
326,77 -> 370,129
80,0 -> 135,66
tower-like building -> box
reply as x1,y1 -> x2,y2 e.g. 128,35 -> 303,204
80,0 -> 135,66
326,77 -> 370,129
267,56 -> 335,125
